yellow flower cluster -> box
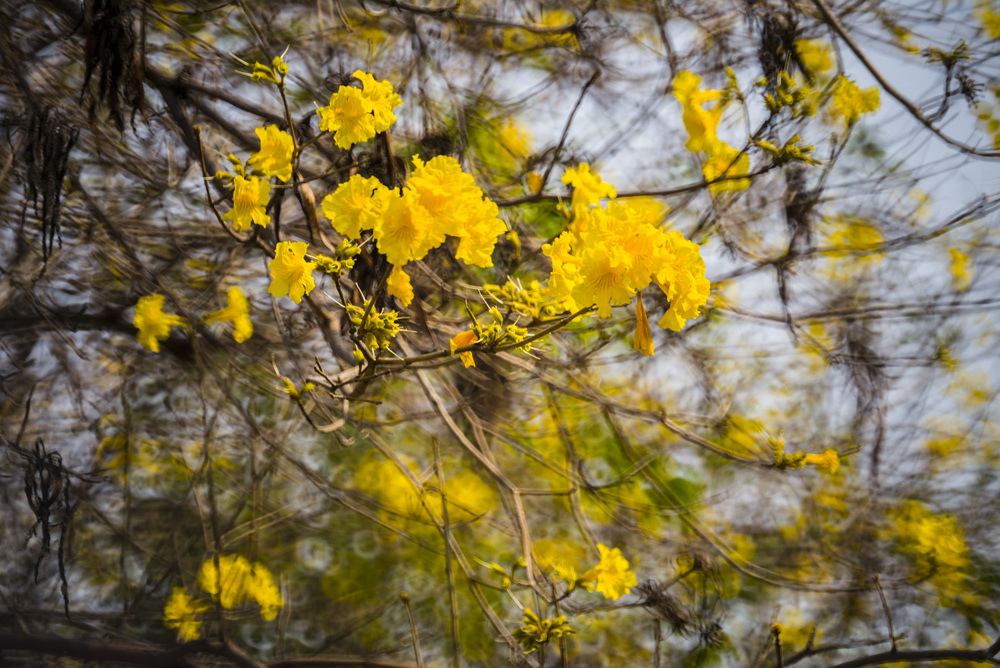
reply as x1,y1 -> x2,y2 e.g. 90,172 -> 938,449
223,175 -> 271,232
134,295 -> 188,353
162,554 -> 283,642
320,156 -> 506,307
543,176 -> 709,353
316,71 -> 403,149
673,71 -> 750,196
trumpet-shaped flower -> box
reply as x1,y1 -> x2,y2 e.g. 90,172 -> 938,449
134,294 -> 188,353
372,188 -> 436,266
387,264 -> 414,307
268,241 -> 316,303
204,287 -> 253,343
562,163 -> 616,221
318,85 -> 376,150
163,587 -> 208,642
247,125 -> 294,182
321,174 -> 387,239
673,71 -> 724,153
581,544 -> 637,600
450,330 -> 478,368
222,175 -> 271,231
353,70 -> 403,133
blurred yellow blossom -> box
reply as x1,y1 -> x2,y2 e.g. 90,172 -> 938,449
795,39 -> 833,78
163,586 -> 208,642
204,286 -> 252,343
673,71 -> 724,153
581,544 -> 637,600
831,75 -> 880,125
949,248 -> 973,291
702,142 -> 751,195
134,294 -> 188,353
804,448 -> 840,475
198,554 -> 284,620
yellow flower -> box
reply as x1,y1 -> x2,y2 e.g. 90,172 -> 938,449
634,296 -> 654,357
134,294 -> 188,353
804,448 -> 840,475
831,75 -> 880,126
581,544 -> 637,600
163,587 -> 208,642
352,70 -> 403,133
222,175 -> 271,231
450,330 -> 478,368
654,231 -> 711,331
247,125 -> 294,182
317,85 -> 376,150
673,71 -> 724,154
702,141 -> 751,196
198,554 -> 283,620
453,196 -> 507,268
268,241 -> 317,303
562,163 -> 616,220
405,155 -> 506,267
387,264 -> 414,307
321,174 -> 387,240
372,187 -> 436,266
949,248 -> 972,292
204,287 -> 252,343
